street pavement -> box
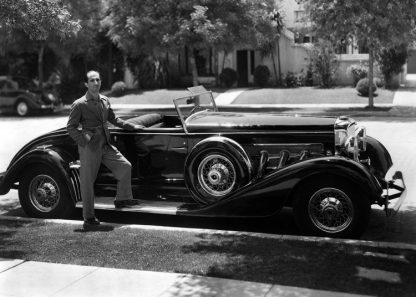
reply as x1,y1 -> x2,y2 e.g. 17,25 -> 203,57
0,77 -> 416,296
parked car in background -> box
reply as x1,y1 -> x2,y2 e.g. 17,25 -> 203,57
0,86 -> 406,238
0,76 -> 62,116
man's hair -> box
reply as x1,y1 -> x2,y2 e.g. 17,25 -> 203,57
85,70 -> 100,82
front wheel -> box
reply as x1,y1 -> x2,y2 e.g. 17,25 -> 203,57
18,165 -> 75,218
293,179 -> 370,238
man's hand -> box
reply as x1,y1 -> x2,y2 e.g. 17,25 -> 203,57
133,125 -> 145,130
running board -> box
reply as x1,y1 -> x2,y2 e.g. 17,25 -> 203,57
75,197 -> 197,215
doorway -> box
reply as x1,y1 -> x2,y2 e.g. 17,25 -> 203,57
237,50 -> 248,87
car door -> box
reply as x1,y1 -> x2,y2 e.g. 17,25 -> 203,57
95,128 -> 189,201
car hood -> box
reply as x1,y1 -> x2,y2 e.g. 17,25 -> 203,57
185,111 -> 336,133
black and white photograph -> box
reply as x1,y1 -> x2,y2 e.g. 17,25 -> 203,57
0,0 -> 415,296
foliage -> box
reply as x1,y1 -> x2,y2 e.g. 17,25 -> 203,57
219,68 -> 237,88
0,0 -> 80,41
111,81 -> 126,97
283,72 -> 301,88
347,64 -> 368,87
356,78 -> 377,96
310,41 -> 339,88
306,0 -> 416,106
377,44 -> 408,89
103,0 -> 278,87
127,55 -> 170,90
253,65 -> 270,87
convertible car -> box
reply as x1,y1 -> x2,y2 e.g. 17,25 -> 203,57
0,86 -> 406,238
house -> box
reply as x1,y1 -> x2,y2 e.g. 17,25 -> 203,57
218,0 -> 397,87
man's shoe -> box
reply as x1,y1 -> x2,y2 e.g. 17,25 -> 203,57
114,199 -> 140,209
83,217 -> 100,228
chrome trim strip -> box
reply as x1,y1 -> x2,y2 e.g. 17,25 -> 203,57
252,143 -> 324,147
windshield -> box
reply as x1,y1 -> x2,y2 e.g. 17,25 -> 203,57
173,86 -> 217,130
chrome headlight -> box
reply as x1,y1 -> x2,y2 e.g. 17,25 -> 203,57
344,126 -> 367,161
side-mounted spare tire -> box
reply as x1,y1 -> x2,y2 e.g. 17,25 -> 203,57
185,137 -> 253,204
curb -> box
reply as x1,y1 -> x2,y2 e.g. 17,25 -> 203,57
1,214 -> 416,252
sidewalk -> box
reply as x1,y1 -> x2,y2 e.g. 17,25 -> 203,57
214,75 -> 416,109
0,258 -> 373,297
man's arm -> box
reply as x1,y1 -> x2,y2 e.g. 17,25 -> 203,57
67,102 -> 87,146
107,101 -> 143,130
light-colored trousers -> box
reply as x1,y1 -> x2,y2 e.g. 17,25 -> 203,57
79,143 -> 133,220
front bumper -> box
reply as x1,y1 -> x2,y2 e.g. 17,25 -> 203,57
382,171 -> 407,216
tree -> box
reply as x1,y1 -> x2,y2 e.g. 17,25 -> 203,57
103,0 -> 278,87
0,0 -> 80,87
306,0 -> 416,108
257,8 -> 284,86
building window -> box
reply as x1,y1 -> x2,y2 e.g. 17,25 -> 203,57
294,10 -> 305,23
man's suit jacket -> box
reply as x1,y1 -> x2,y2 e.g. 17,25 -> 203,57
67,92 -> 136,150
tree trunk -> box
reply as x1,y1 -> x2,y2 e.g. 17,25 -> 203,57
108,42 -> 113,88
271,50 -> 279,86
213,47 -> 219,86
276,38 -> 282,86
368,43 -> 374,108
190,47 -> 199,86
222,50 -> 227,71
37,42 -> 45,90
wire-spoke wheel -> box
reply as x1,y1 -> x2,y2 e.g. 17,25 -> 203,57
19,165 -> 74,218
293,178 -> 370,238
308,188 -> 353,234
28,174 -> 61,213
186,144 -> 252,205
197,154 -> 236,197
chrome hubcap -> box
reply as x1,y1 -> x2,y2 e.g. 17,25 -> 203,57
17,102 -> 28,116
29,175 -> 60,212
308,187 -> 353,233
198,154 -> 236,197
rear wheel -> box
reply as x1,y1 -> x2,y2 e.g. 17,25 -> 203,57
15,100 -> 29,116
293,178 -> 370,238
18,165 -> 75,218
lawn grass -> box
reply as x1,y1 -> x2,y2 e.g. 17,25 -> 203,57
233,87 -> 396,105
1,219 -> 415,296
108,88 -> 223,105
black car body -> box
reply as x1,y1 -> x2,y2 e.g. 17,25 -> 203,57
0,76 -> 62,116
0,86 -> 406,238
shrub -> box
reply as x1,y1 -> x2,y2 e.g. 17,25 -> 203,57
284,72 -> 299,88
253,65 -> 270,87
374,77 -> 384,88
111,81 -> 126,97
347,64 -> 368,87
377,44 -> 407,89
219,68 -> 237,88
310,40 -> 339,88
356,78 -> 377,96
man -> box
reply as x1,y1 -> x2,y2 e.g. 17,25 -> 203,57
67,70 -> 143,228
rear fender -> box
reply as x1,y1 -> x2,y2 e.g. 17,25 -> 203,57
0,146 -> 77,202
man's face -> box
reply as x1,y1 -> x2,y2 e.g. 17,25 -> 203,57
85,72 -> 101,94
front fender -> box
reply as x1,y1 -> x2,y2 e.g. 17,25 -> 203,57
0,146 -> 77,202
181,156 -> 382,218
